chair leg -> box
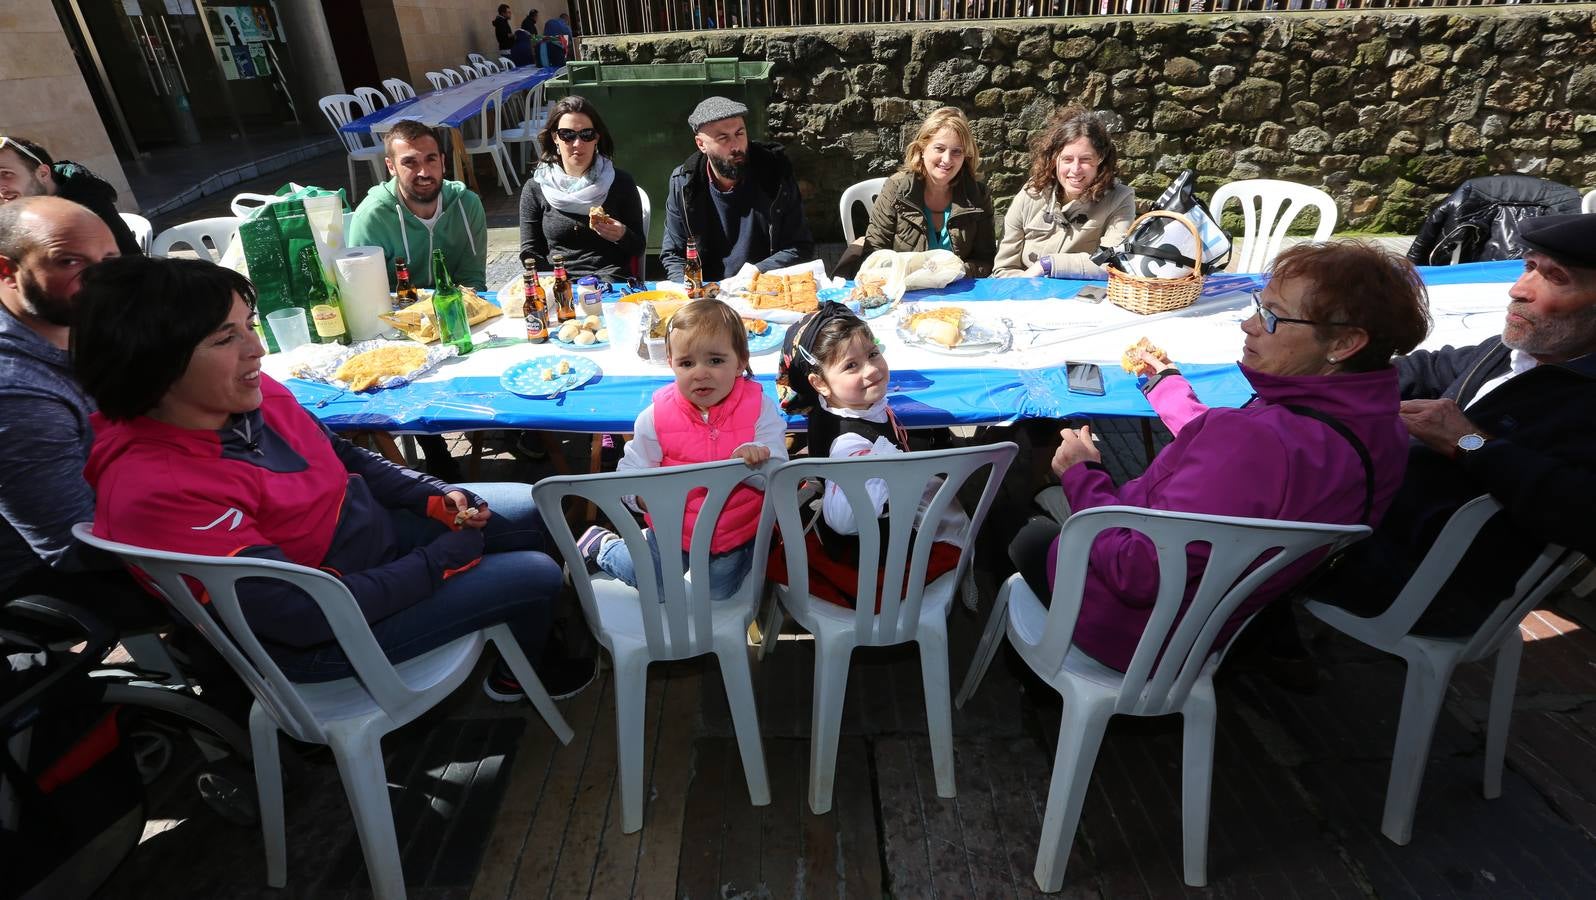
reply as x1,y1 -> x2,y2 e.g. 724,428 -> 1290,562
715,633 -> 771,807
488,626 -> 574,743
1381,652 -> 1456,845
1034,697 -> 1113,892
757,588 -> 784,661
917,622 -> 957,799
330,729 -> 406,900
1181,681 -> 1218,887
249,705 -> 288,889
490,146 -> 513,196
1484,632 -> 1524,799
955,576 -> 1012,709
612,650 -> 651,833
347,157 -> 359,200
368,158 -> 385,189
808,634 -> 857,814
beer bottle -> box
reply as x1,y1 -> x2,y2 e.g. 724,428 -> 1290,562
429,249 -> 474,354
551,254 -> 576,323
393,257 -> 419,310
521,251 -> 548,343
683,238 -> 703,298
300,245 -> 349,345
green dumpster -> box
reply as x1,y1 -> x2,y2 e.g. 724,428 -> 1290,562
543,59 -> 774,265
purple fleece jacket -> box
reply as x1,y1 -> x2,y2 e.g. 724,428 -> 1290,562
1048,364 -> 1409,672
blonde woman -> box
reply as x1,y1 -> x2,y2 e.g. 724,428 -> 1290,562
993,106 -> 1136,279
860,107 -> 996,276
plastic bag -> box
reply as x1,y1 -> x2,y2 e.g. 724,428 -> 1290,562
857,249 -> 966,301
1099,170 -> 1231,277
235,185 -> 348,351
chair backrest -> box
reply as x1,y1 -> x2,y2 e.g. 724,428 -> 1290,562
467,52 -> 487,64
475,60 -> 499,76
118,212 -> 152,253
457,65 -> 479,82
838,177 -> 887,244
382,77 -> 415,102
72,524 -> 440,745
150,216 -> 242,261
443,68 -> 464,86
634,185 -> 653,278
425,70 -> 451,91
1208,178 -> 1338,273
1042,507 -> 1368,717
317,93 -> 376,154
531,459 -> 778,661
1584,188 -> 1596,214
499,56 -> 516,70
769,443 -> 1017,646
352,86 -> 389,116
228,191 -> 280,218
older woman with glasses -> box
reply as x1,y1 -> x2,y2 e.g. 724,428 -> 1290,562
1010,241 -> 1431,674
518,95 -> 646,281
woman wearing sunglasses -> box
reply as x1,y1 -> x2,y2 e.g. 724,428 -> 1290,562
1011,242 -> 1431,674
518,95 -> 646,281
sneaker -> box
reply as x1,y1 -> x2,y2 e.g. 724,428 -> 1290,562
576,525 -> 617,567
481,654 -> 598,703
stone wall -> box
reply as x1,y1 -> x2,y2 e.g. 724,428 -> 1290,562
589,8 -> 1596,239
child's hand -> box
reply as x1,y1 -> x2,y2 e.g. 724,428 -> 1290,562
733,444 -> 771,467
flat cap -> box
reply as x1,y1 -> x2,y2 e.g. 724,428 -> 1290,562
688,96 -> 749,132
1518,213 -> 1596,269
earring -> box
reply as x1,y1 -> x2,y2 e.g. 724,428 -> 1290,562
1327,356 -> 1337,363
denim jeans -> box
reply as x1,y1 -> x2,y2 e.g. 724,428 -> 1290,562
596,529 -> 753,600
274,482 -> 563,682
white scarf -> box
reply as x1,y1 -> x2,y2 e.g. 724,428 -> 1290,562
532,156 -> 614,215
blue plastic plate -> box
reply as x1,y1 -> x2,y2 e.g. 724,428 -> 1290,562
550,329 -> 609,351
746,322 -> 786,355
818,284 -> 895,319
501,354 -> 600,397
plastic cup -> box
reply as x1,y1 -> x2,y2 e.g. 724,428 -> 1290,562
265,307 -> 312,353
603,300 -> 638,352
645,336 -> 668,364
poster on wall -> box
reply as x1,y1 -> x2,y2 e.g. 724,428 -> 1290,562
205,8 -> 227,44
249,44 -> 271,76
215,44 -> 242,79
232,42 -> 257,77
220,9 -> 248,45
250,6 -> 275,41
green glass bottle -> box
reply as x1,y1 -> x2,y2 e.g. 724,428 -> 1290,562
430,249 -> 473,355
299,245 -> 348,345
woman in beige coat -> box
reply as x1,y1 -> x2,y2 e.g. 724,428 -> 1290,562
993,106 -> 1136,279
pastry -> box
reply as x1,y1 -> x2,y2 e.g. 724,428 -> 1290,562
904,306 -> 965,348
1120,336 -> 1169,374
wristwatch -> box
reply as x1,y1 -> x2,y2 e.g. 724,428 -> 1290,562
1039,256 -> 1053,278
1454,432 -> 1489,456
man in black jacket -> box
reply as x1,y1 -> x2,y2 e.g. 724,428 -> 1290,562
660,96 -> 813,283
0,137 -> 141,256
492,4 -> 514,51
1321,213 -> 1596,634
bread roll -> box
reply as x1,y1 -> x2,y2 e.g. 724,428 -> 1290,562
913,318 -> 961,348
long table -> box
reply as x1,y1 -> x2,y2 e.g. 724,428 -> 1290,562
266,261 -> 1525,435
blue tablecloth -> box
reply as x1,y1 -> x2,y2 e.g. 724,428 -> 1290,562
284,261 -> 1521,435
340,66 -> 560,134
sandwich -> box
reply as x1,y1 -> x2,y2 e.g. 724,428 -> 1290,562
588,205 -> 610,228
905,306 -> 965,348
1120,336 -> 1169,374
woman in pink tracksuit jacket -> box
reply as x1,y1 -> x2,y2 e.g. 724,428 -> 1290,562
1010,242 -> 1433,672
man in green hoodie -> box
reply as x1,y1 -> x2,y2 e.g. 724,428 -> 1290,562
347,120 -> 488,291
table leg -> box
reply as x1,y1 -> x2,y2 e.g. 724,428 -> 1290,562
365,431 -> 408,465
449,127 -> 479,194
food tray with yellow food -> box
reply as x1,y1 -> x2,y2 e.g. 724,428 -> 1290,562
725,271 -> 821,323
287,338 -> 458,392
895,303 -> 1012,355
381,286 -> 501,343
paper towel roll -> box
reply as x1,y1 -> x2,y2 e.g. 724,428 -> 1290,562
332,246 -> 391,341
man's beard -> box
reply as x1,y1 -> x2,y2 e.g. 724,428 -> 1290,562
399,175 -> 441,206
18,269 -> 72,327
1,174 -> 48,203
707,150 -> 746,183
1501,300 -> 1596,361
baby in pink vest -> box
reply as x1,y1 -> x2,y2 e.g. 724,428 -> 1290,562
577,299 -> 788,597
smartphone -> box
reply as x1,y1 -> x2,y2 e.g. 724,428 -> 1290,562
1075,285 -> 1107,303
1066,362 -> 1106,396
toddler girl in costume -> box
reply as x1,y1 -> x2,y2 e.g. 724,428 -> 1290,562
774,301 -> 969,607
577,299 -> 788,597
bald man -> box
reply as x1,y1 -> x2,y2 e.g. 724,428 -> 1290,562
0,196 -> 148,620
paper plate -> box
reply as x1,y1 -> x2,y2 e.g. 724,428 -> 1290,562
501,354 -> 600,397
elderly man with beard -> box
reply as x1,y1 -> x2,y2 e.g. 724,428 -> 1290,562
0,196 -> 152,619
0,136 -> 142,256
660,96 -> 813,283
347,120 -> 489,291
1310,213 -> 1596,635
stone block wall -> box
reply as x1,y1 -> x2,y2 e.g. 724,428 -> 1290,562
589,8 -> 1596,239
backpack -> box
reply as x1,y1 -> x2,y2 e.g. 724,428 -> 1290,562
1099,169 -> 1232,278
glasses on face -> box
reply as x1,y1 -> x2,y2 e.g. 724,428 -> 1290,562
0,137 -> 45,170
554,128 -> 599,144
1249,289 -> 1351,334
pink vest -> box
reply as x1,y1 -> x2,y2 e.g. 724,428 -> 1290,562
650,378 -> 767,553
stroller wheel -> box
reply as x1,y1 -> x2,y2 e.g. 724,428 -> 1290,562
127,727 -> 176,785
195,761 -> 259,827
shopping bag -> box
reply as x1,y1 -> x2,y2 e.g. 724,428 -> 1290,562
235,185 -> 347,351
1098,170 -> 1231,277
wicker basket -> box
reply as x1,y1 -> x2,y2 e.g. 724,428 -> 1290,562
1105,210 -> 1205,315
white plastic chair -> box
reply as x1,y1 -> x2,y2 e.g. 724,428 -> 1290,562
958,507 -> 1369,891
441,68 -> 464,87
118,212 -> 152,253
461,87 -> 518,195
72,524 -> 573,900
318,93 -> 386,197
457,65 -> 479,82
761,444 -> 1017,815
498,82 -> 548,173
353,86 -> 389,116
499,56 -> 516,70
229,191 -> 282,218
425,71 -> 451,91
382,77 -> 415,102
1208,178 -> 1338,273
150,216 -> 242,262
637,185 -> 652,242
1303,495 -> 1587,846
838,176 -> 887,244
1583,188 -> 1596,214
531,459 -> 776,834
467,52 -> 488,65
474,60 -> 499,76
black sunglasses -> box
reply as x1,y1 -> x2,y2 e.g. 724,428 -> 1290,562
1249,289 -> 1351,334
554,128 -> 599,143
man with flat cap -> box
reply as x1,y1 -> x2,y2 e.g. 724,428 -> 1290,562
660,96 -> 813,284
1312,213 -> 1596,634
